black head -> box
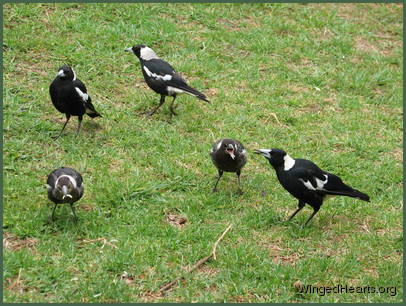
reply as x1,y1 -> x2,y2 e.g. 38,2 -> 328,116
125,44 -> 145,58
254,148 -> 287,168
216,139 -> 241,160
125,44 -> 158,60
56,65 -> 76,81
54,176 -> 75,201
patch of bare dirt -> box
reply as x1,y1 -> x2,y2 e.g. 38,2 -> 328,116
4,269 -> 27,294
3,232 -> 38,252
165,213 -> 188,228
268,244 -> 302,266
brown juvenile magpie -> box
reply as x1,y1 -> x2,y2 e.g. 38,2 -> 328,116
46,167 -> 84,221
255,148 -> 370,226
49,65 -> 101,139
125,44 -> 209,115
210,139 -> 247,194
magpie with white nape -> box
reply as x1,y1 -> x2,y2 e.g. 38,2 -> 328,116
255,148 -> 370,226
46,167 -> 84,221
210,139 -> 247,194
125,44 -> 209,116
49,65 -> 102,139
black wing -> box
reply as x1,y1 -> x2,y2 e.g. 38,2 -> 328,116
73,79 -> 101,117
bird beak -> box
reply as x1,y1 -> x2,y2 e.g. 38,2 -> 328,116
61,185 -> 72,200
124,47 -> 133,52
226,145 -> 235,160
254,149 -> 272,158
57,69 -> 65,77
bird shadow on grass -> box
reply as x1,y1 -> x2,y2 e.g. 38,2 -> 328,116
265,214 -> 289,228
82,121 -> 103,134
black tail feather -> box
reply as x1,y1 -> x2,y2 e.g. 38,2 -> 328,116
325,188 -> 370,202
84,100 -> 102,118
174,84 -> 210,103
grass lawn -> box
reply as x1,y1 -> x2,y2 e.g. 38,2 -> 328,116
3,2 -> 403,303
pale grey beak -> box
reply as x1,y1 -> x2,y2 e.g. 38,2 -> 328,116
124,47 -> 133,52
61,185 -> 72,200
254,149 -> 272,158
226,145 -> 235,160
57,69 -> 65,77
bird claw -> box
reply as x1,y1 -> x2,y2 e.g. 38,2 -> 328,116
212,188 -> 218,193
236,189 -> 244,195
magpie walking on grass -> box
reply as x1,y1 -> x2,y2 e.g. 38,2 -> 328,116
255,148 -> 370,226
125,44 -> 209,116
210,139 -> 247,194
49,65 -> 101,139
46,167 -> 84,221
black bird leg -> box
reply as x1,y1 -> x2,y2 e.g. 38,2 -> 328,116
51,203 -> 58,221
53,114 -> 71,140
169,95 -> 178,116
148,95 -> 166,116
212,170 -> 223,192
76,115 -> 83,137
236,171 -> 243,195
288,200 -> 305,221
70,203 -> 78,221
304,206 -> 320,227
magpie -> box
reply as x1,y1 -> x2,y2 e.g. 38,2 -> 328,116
125,44 -> 209,116
255,148 -> 370,226
46,167 -> 84,221
49,65 -> 102,139
210,139 -> 247,193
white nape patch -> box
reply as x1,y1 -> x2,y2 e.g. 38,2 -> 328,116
216,140 -> 223,151
75,87 -> 89,102
167,86 -> 187,96
299,174 -> 328,191
143,66 -> 172,81
57,70 -> 65,77
283,154 -> 295,171
140,47 -> 159,60
72,68 -> 77,81
55,175 -> 77,189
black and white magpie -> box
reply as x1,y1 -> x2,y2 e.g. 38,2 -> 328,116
255,148 -> 370,226
49,65 -> 102,139
46,167 -> 84,221
125,44 -> 209,115
210,139 -> 247,193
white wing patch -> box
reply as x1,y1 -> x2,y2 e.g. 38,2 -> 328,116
75,87 -> 89,102
143,66 -> 172,81
55,175 -> 77,189
283,154 -> 296,171
299,174 -> 328,191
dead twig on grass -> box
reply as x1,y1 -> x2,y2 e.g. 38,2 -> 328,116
159,223 -> 232,293
79,238 -> 118,249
